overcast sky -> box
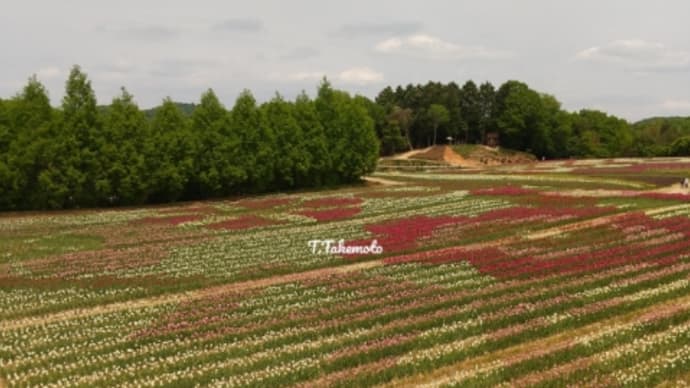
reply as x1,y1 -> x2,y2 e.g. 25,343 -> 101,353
2,0 -> 690,121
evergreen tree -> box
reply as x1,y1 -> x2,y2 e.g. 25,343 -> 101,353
387,106 -> 414,151
231,90 -> 274,192
478,82 -> 496,144
293,92 -> 328,187
263,94 -> 307,189
97,88 -> 149,204
460,81 -> 481,143
60,65 -> 101,206
315,79 -> 378,182
148,98 -> 195,202
7,77 -> 58,209
189,89 -> 240,197
428,104 -> 450,145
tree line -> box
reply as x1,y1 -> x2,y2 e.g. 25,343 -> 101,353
372,80 -> 689,159
0,66 -> 378,210
1,66 -> 688,210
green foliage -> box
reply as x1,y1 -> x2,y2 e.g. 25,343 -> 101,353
97,88 -> 150,204
0,67 -> 385,210
61,65 -> 102,206
231,90 -> 275,193
262,94 -> 305,189
477,82 -> 496,144
385,106 -> 413,154
375,79 -> 651,160
2,66 -> 689,211
189,89 -> 239,197
494,81 -> 547,154
143,102 -> 196,118
315,79 -> 379,183
293,92 -> 329,186
633,117 -> 690,156
148,98 -> 194,202
571,110 -> 633,158
460,81 -> 481,142
669,136 -> 690,156
427,103 -> 450,145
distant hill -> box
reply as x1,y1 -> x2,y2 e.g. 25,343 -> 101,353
633,117 -> 690,136
142,102 -> 196,118
634,116 -> 690,129
97,102 -> 196,118
632,116 -> 690,155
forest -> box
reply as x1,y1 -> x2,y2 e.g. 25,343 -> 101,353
372,81 -> 690,158
1,65 -> 689,210
0,66 -> 378,210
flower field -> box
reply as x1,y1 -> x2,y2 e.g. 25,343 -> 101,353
2,158 -> 690,387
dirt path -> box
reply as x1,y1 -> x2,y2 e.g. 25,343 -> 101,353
364,176 -> 404,186
551,184 -> 690,199
383,292 -> 690,387
650,183 -> 690,195
441,146 -> 480,168
391,147 -> 432,160
525,212 -> 632,240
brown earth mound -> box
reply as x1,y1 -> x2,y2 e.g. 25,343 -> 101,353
465,145 -> 536,166
410,145 -> 480,168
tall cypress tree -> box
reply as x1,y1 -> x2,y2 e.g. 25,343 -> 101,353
314,79 -> 342,184
189,89 -> 233,197
231,90 -> 274,193
60,65 -> 101,206
293,92 -> 328,187
316,79 -> 378,183
478,82 -> 496,144
262,94 -> 306,189
148,98 -> 194,202
9,77 -> 61,209
98,88 -> 149,205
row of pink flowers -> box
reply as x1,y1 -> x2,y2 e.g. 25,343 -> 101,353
342,205 -> 615,258
349,215 -> 468,253
381,210 -> 690,278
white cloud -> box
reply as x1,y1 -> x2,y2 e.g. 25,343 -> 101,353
337,67 -> 384,85
375,34 -> 510,60
36,66 -> 61,79
375,37 -> 403,52
660,99 -> 690,111
576,40 -> 690,71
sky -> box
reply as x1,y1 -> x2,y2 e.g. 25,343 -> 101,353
1,0 -> 690,121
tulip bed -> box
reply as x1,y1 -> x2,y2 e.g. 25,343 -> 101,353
2,157 -> 690,387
